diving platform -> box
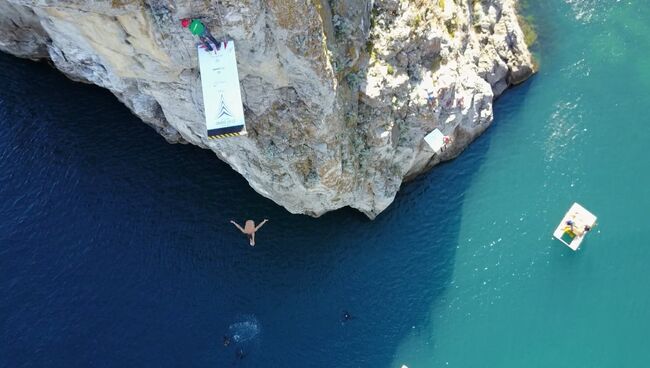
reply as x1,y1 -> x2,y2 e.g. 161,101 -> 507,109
553,203 -> 597,251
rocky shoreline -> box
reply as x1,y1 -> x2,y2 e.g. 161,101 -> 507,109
0,0 -> 535,218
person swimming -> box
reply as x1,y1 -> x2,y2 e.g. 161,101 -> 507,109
342,310 -> 352,321
236,348 -> 245,360
230,219 -> 269,246
223,335 -> 231,347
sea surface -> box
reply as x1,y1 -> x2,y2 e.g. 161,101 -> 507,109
1,1 -> 649,367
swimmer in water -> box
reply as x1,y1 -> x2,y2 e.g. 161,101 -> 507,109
236,348 -> 245,360
223,335 -> 231,347
342,310 -> 352,321
230,219 -> 269,246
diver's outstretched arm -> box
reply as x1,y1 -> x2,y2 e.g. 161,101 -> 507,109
230,220 -> 246,233
254,219 -> 269,231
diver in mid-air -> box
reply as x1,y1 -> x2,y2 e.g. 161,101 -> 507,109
230,219 -> 269,246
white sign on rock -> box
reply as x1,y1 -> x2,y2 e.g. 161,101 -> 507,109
197,41 -> 246,139
424,128 -> 445,153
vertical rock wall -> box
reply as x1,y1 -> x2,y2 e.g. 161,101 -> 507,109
0,0 -> 535,218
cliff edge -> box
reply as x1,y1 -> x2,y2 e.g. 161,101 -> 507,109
0,0 -> 535,218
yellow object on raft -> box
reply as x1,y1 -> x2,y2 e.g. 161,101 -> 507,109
564,226 -> 576,238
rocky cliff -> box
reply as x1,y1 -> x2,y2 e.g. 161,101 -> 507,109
0,0 -> 534,218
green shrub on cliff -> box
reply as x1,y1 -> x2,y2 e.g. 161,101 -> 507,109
518,14 -> 538,47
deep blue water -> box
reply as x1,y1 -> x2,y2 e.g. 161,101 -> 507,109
4,1 -> 650,366
0,51 -> 479,367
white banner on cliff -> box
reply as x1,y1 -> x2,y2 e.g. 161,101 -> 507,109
198,41 -> 247,139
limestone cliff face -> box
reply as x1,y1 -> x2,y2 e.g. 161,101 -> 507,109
0,0 -> 534,218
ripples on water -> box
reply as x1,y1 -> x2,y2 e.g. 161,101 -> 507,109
228,315 -> 261,343
4,0 -> 650,366
564,0 -> 622,24
0,52 -> 476,367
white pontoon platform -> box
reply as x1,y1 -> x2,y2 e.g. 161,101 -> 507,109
553,203 -> 597,251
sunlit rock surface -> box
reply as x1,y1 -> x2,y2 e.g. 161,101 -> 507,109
0,0 -> 534,218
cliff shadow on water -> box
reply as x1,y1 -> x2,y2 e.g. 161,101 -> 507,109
0,51 -> 532,368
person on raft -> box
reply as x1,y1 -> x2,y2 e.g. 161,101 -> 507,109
181,18 -> 221,51
566,219 -> 575,232
230,219 -> 269,246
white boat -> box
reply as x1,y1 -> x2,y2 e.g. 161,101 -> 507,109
553,203 -> 597,251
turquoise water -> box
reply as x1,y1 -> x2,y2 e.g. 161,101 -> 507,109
394,1 -> 650,366
2,1 -> 650,367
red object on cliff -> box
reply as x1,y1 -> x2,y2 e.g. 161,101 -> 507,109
181,18 -> 190,28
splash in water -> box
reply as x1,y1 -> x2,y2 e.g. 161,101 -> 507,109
228,315 -> 261,343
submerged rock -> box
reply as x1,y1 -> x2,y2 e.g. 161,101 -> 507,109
0,0 -> 535,218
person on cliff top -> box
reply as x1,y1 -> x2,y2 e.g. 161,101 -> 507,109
441,135 -> 452,151
424,89 -> 436,107
181,18 -> 221,52
230,219 -> 269,247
